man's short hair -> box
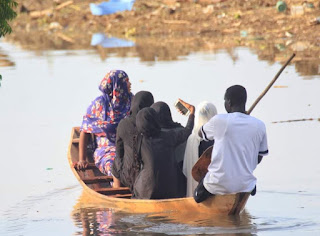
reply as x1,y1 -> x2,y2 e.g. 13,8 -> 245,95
225,85 -> 247,106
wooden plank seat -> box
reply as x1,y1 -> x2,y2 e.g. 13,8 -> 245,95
72,138 -> 80,143
109,193 -> 132,199
96,187 -> 131,195
82,176 -> 113,184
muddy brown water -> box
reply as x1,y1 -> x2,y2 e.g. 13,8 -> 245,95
0,40 -> 320,235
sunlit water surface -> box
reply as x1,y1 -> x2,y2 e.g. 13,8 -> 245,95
0,40 -> 320,235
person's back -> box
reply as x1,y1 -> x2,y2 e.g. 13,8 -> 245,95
133,102 -> 195,199
113,117 -> 137,187
204,112 -> 267,194
112,91 -> 154,189
195,85 -> 268,203
151,102 -> 186,167
151,101 -> 187,197
75,70 -> 132,188
134,131 -> 180,199
183,101 -> 217,197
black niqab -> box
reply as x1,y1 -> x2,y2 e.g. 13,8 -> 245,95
151,102 -> 182,129
130,91 -> 154,117
136,107 -> 161,138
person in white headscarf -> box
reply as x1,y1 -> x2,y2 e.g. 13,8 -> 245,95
182,101 -> 218,197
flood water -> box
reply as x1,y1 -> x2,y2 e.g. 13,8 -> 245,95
0,39 -> 320,236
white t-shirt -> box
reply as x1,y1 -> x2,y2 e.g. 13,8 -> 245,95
201,112 -> 268,194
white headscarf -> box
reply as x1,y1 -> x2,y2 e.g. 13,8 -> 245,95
183,101 -> 217,197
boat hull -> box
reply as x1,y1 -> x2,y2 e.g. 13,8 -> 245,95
68,127 -> 250,214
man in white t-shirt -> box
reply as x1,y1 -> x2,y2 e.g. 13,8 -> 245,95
194,85 -> 268,203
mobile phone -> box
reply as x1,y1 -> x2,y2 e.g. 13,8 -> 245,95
174,100 -> 190,116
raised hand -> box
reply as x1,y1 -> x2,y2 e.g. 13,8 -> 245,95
178,98 -> 195,115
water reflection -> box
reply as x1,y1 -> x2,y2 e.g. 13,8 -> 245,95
295,60 -> 320,77
0,50 -> 15,67
145,210 -> 254,228
71,205 -> 256,236
72,191 -> 257,235
4,32 -> 320,76
91,33 -> 135,48
0,47 -> 15,87
72,208 -> 120,236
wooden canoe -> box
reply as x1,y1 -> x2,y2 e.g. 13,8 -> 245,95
68,127 -> 250,215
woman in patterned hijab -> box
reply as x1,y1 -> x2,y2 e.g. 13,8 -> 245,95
76,70 -> 133,187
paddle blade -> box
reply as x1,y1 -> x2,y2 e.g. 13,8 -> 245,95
192,146 -> 213,182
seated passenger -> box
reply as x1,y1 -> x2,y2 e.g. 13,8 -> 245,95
111,91 -> 154,190
133,100 -> 195,199
76,70 -> 132,188
151,102 -> 186,167
195,85 -> 268,203
151,101 -> 188,197
182,101 -> 217,197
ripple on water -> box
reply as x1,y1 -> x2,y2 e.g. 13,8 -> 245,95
1,185 -> 80,236
135,218 -> 315,235
65,200 -> 320,236
117,210 -> 316,235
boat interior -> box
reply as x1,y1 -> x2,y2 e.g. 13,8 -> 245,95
70,127 -> 132,198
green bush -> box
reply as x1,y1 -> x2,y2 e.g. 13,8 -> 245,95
0,0 -> 18,37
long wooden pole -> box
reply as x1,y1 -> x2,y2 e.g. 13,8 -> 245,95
247,53 -> 296,115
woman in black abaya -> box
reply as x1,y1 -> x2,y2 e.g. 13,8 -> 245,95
151,101 -> 188,197
133,100 -> 195,199
111,91 -> 154,190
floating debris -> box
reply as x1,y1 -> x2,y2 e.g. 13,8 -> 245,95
90,0 -> 135,16
291,41 -> 309,52
275,43 -> 286,51
203,5 -> 214,14
29,0 -> 74,19
240,30 -> 248,37
285,31 -> 294,38
56,32 -> 74,43
276,1 -> 287,12
49,22 -> 63,30
291,5 -> 304,16
310,17 -> 320,25
304,2 -> 315,9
